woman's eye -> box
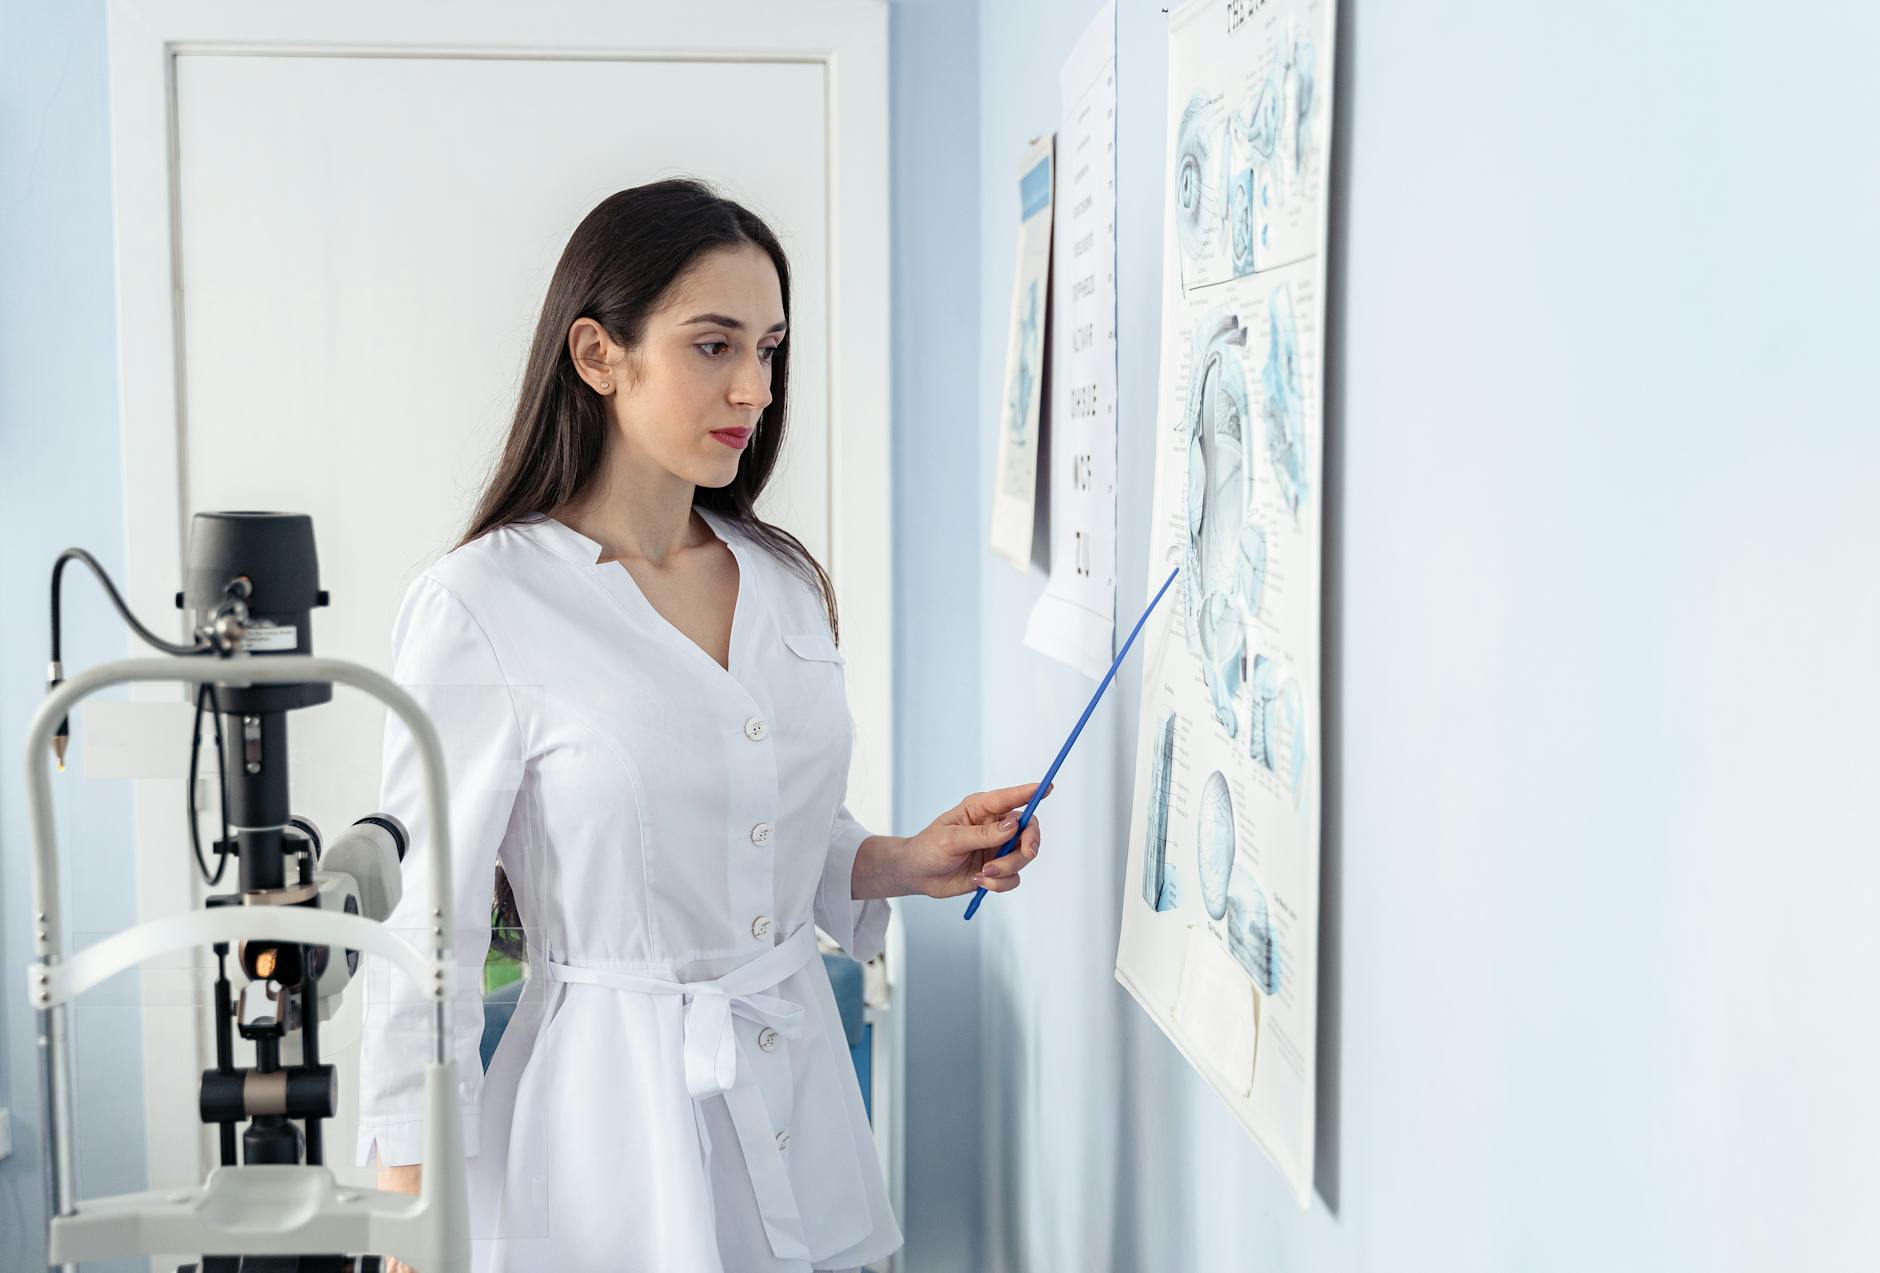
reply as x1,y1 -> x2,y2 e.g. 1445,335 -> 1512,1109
696,341 -> 730,358
759,345 -> 780,364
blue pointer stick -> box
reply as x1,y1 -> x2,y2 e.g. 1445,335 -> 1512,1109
964,564 -> 1181,921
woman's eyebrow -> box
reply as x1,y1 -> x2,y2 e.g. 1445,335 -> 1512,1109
679,313 -> 788,334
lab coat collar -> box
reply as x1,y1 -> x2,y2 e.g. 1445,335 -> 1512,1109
514,504 -> 741,567
514,513 -> 603,564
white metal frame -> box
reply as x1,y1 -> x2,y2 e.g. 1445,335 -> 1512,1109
104,0 -> 900,1265
24,654 -> 472,1272
870,919 -> 907,1272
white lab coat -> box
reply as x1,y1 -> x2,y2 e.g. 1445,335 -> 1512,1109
355,507 -> 902,1273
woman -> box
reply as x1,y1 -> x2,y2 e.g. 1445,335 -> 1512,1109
355,178 -> 1046,1273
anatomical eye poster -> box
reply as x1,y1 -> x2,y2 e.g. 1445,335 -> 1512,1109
990,132 -> 1056,569
1114,0 -> 1335,1208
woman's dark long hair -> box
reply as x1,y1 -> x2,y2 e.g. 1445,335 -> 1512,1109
465,178 -> 838,961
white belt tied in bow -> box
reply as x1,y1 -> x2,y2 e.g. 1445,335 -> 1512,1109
545,922 -> 822,1261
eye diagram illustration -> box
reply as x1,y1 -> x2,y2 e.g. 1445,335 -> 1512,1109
1194,592 -> 1245,738
1237,520 -> 1267,620
1182,312 -> 1261,737
1005,279 -> 1041,444
1249,655 -> 1307,804
1279,678 -> 1305,803
1195,769 -> 1236,922
1228,168 -> 1257,276
1173,94 -> 1226,287
1181,28 -> 1318,284
1141,711 -> 1181,913
1249,655 -> 1278,770
1262,285 -> 1309,519
1276,28 -> 1316,188
1239,28 -> 1316,235
1225,871 -> 1283,995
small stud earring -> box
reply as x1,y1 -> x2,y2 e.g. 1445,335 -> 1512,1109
600,382 -> 611,393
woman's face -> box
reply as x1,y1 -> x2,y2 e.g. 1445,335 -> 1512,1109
580,243 -> 786,490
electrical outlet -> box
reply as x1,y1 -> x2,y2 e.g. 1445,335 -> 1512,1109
0,1107 -> 12,1161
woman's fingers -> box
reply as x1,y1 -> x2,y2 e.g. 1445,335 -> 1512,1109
951,818 -> 1019,853
962,780 -> 1054,822
973,867 -> 1023,893
977,819 -> 1041,880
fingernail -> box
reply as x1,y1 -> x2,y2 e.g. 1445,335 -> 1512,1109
1000,818 -> 1017,831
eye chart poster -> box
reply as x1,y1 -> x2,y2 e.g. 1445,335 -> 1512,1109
1114,0 -> 1335,1207
1023,0 -> 1118,680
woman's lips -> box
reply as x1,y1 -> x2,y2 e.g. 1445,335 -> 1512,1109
710,428 -> 752,451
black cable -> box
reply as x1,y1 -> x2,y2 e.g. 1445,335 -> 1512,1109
48,547 -> 218,760
189,685 -> 209,880
188,682 -> 233,887
207,681 -> 231,864
48,549 -> 245,887
188,685 -> 223,886
51,547 -> 210,659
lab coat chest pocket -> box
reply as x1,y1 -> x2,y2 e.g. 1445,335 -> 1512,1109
781,630 -> 845,667
776,630 -> 852,765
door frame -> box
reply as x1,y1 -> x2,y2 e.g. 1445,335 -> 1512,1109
105,0 -> 895,1226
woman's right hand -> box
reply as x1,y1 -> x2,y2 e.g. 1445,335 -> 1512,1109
376,1164 -> 422,1272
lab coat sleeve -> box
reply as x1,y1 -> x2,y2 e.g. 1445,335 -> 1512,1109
816,801 -> 892,963
356,572 -> 525,1169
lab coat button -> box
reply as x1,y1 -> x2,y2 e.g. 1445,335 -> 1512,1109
758,1027 -> 780,1052
751,821 -> 774,846
744,716 -> 768,741
751,915 -> 773,940
775,1130 -> 791,1152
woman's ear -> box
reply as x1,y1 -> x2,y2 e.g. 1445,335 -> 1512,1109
567,317 -> 625,393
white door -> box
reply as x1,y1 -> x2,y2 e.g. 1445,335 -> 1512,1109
106,2 -> 893,1255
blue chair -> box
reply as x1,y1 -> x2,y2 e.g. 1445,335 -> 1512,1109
479,975 -> 524,1071
480,953 -> 873,1121
820,951 -> 872,1121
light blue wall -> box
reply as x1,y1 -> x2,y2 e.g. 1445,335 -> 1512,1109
887,1 -> 987,1268
954,0 -> 1880,1270
0,3 -> 147,1270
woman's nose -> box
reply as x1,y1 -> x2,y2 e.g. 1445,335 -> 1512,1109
730,357 -> 772,410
